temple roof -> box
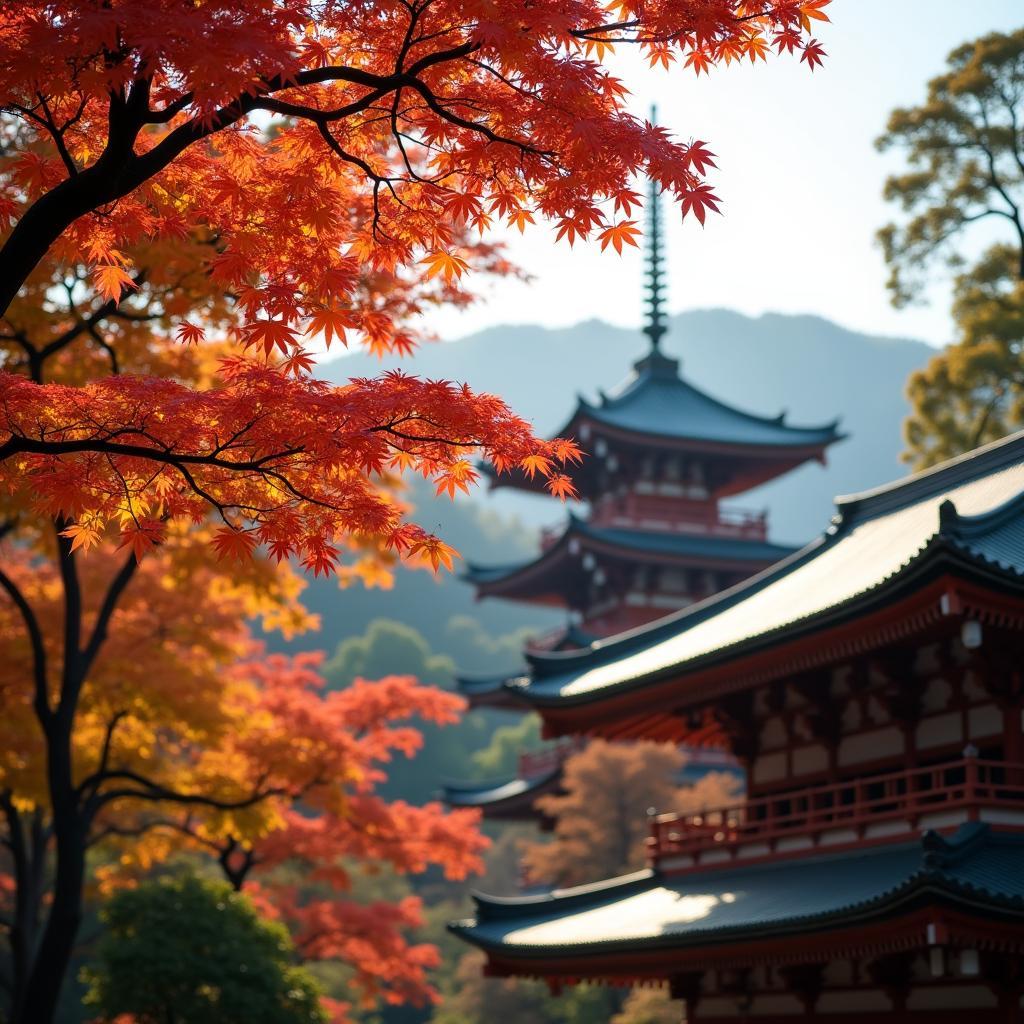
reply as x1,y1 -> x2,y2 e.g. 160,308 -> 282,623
451,823 -> 1024,959
558,349 -> 843,452
464,515 -> 795,594
455,672 -> 527,706
511,431 -> 1024,710
442,768 -> 561,817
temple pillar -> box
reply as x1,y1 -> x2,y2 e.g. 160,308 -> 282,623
873,649 -> 923,770
981,952 -> 1024,1024
669,971 -> 703,1023
777,963 -> 825,1015
867,952 -> 916,1014
716,692 -> 759,781
791,671 -> 843,788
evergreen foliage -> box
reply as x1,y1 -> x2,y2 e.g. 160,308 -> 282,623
878,29 -> 1024,467
83,876 -> 328,1024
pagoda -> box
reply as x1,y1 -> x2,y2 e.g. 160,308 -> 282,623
444,182 -> 842,824
463,180 -> 840,643
453,431 -> 1024,1022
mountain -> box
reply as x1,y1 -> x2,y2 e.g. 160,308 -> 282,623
320,308 -> 933,544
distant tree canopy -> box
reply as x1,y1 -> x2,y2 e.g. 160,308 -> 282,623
472,715 -> 544,779
322,619 -> 510,803
83,876 -> 329,1024
610,988 -> 684,1024
523,741 -> 740,888
324,619 -> 456,692
431,950 -> 612,1024
878,29 -> 1024,468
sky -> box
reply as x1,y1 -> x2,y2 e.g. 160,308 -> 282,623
416,1 -> 1023,350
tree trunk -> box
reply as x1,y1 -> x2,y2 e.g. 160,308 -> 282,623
14,727 -> 86,1024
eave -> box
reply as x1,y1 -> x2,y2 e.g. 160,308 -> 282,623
442,768 -> 562,823
520,547 -> 1024,740
464,518 -> 792,605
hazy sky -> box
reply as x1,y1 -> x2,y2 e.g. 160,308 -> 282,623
417,2 -> 1023,350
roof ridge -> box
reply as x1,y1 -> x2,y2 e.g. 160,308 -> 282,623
526,534 -> 830,676
939,485 -> 1024,540
835,429 -> 1024,523
468,869 -> 655,920
441,767 -> 559,793
602,364 -> 842,436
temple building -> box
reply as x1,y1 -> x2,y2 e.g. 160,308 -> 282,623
444,184 -> 840,825
451,430 -> 1024,1022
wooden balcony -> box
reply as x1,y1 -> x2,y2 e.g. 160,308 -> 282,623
591,493 -> 769,539
648,756 -> 1024,873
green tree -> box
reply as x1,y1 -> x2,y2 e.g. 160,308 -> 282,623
877,29 -> 1024,468
471,715 -> 543,779
324,620 -> 456,691
83,875 -> 328,1024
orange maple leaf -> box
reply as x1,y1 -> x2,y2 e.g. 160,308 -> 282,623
597,220 -> 641,255
243,318 -> 299,356
60,521 -> 102,553
116,520 -> 163,562
409,536 -> 459,573
420,250 -> 468,283
92,264 -> 136,304
546,473 -> 578,501
520,453 -> 553,479
306,307 -> 355,347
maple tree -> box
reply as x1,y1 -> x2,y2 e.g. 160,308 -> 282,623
0,259 -> 481,1022
0,3 -> 830,1020
877,29 -> 1024,468
0,525 -> 311,1021
0,547 -> 486,1022
152,653 -> 489,1019
0,0 -> 830,562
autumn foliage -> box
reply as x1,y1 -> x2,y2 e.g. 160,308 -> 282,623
0,1 -> 829,1021
0,1 -> 827,562
523,740 -> 740,888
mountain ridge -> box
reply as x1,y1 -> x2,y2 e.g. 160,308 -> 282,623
320,307 -> 933,543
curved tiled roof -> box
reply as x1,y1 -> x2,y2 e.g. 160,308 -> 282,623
442,768 -> 561,810
463,516 -> 795,590
451,824 -> 1024,956
560,350 -> 842,450
512,431 -> 1024,708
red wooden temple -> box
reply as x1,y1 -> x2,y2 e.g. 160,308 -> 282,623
444,182 -> 840,823
451,431 -> 1024,1022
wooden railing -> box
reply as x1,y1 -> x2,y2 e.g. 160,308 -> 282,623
591,495 -> 769,539
648,757 -> 1024,869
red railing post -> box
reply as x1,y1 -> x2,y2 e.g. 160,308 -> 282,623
963,746 -> 980,821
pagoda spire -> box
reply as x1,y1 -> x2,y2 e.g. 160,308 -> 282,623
642,176 -> 667,352
642,106 -> 667,354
